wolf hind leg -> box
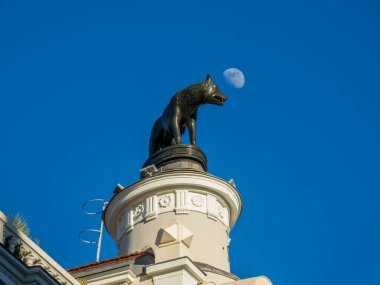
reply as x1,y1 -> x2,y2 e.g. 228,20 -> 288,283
170,115 -> 183,145
187,118 -> 196,145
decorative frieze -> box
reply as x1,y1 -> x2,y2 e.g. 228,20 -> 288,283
0,211 -> 77,285
23,251 -> 35,266
105,172 -> 242,247
116,190 -> 230,240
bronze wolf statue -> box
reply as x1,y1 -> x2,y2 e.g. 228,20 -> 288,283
149,74 -> 228,156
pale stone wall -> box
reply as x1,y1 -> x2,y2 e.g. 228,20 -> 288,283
119,211 -> 231,271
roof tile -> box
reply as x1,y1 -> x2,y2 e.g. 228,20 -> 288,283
67,251 -> 153,274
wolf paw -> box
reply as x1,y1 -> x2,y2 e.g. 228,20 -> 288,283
171,138 -> 184,145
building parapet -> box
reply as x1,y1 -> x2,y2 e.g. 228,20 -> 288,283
0,211 -> 80,285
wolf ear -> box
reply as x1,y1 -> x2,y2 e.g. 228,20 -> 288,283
205,74 -> 212,83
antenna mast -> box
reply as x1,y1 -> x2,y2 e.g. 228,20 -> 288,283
79,199 -> 108,262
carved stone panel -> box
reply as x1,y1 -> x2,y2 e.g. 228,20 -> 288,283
157,193 -> 175,213
133,204 -> 145,223
188,193 -> 207,213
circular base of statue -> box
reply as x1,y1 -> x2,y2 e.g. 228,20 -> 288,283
141,145 -> 207,178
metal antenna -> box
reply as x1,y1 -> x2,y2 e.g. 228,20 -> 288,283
79,199 -> 108,262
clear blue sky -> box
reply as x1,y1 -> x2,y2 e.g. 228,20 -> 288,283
1,1 -> 379,284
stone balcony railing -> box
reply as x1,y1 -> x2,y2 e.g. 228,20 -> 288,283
0,211 -> 79,285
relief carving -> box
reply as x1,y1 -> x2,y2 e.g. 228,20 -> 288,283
218,206 -> 226,219
133,205 -> 144,220
191,195 -> 203,207
158,195 -> 172,208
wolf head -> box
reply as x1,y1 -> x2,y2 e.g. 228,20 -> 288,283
203,74 -> 228,106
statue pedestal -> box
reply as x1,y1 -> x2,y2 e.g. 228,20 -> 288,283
141,145 -> 207,178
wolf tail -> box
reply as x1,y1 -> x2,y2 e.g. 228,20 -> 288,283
149,118 -> 162,156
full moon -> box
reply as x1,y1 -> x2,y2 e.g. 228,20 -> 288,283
223,68 -> 245,88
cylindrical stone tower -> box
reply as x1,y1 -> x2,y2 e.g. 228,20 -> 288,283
105,144 -> 242,283
102,75 -> 273,285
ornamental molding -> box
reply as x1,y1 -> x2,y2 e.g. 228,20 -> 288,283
105,172 -> 242,240
106,172 -> 240,219
115,189 -> 230,241
0,211 -> 79,285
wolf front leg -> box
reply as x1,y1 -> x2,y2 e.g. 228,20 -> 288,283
188,118 -> 196,145
171,114 -> 182,145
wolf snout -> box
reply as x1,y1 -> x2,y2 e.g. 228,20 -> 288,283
220,94 -> 228,103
